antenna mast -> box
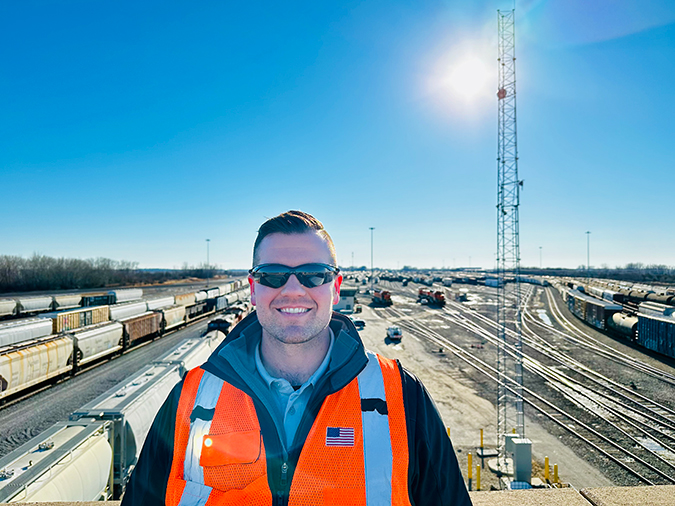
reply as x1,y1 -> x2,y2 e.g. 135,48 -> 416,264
496,8 -> 524,473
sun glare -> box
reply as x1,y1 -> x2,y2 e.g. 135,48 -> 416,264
423,38 -> 495,119
448,57 -> 491,101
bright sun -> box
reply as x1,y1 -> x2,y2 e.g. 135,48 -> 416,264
448,56 -> 491,101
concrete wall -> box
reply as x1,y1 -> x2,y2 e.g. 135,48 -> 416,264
3,486 -> 675,506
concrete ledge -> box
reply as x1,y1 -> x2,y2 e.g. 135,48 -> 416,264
469,488 -> 591,506
581,485 -> 675,506
4,486 -> 675,505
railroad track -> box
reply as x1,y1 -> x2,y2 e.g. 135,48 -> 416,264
378,285 -> 675,485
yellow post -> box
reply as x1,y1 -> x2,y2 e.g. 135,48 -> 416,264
480,428 -> 484,449
512,427 -> 516,434
468,453 -> 473,491
447,427 -> 451,438
544,456 -> 549,483
476,464 -> 481,491
553,464 -> 559,484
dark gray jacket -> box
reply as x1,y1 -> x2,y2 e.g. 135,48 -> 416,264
121,311 -> 472,506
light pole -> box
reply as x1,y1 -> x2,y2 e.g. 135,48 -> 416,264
206,239 -> 210,287
369,227 -> 374,292
586,231 -> 591,273
539,246 -> 542,269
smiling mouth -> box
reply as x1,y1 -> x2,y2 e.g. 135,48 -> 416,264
277,308 -> 311,314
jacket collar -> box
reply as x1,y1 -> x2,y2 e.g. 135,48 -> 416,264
203,311 -> 368,397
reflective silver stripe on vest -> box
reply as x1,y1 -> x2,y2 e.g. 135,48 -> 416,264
358,351 -> 393,506
178,370 -> 225,506
177,481 -> 212,506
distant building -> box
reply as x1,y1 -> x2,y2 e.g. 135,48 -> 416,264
335,286 -> 359,313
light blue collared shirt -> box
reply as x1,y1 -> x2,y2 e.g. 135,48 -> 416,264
255,329 -> 334,449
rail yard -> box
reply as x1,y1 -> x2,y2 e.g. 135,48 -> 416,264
364,275 -> 675,490
1,273 -> 675,501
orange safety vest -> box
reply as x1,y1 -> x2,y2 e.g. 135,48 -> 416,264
166,351 -> 412,506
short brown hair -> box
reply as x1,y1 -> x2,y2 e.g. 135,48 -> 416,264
252,210 -> 337,266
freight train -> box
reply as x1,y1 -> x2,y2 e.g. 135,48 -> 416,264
563,280 -> 675,307
564,287 -> 675,360
0,327 -> 237,502
417,288 -> 445,307
0,288 -> 146,319
0,281 -> 249,402
372,290 -> 393,306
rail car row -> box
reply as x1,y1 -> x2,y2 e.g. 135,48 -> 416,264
558,283 -> 675,360
385,286 -> 675,486
0,280 -> 248,403
0,316 -> 250,503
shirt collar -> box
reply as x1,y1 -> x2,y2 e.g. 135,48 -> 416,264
255,328 -> 335,389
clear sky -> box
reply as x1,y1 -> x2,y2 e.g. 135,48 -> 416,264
2,1 -> 674,270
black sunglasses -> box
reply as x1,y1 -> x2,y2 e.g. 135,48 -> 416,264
249,263 -> 340,289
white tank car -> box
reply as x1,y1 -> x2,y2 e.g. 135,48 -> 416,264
0,318 -> 53,348
69,361 -> 184,496
0,335 -> 72,399
16,296 -> 53,314
52,293 -> 82,310
69,322 -> 123,367
109,301 -> 148,321
146,296 -> 175,310
0,420 -> 113,503
0,299 -> 17,317
158,304 -> 186,331
157,329 -> 228,375
110,288 -> 143,304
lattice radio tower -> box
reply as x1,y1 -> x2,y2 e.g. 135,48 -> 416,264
496,8 -> 524,469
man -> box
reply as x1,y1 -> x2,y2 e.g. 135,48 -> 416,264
122,210 -> 471,505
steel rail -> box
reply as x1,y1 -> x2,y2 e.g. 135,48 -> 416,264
382,305 -> 660,485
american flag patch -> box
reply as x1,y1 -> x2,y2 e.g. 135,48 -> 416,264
325,427 -> 355,447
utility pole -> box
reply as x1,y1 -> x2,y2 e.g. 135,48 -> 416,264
206,239 -> 210,287
586,231 -> 591,273
496,8 -> 524,472
369,227 -> 375,292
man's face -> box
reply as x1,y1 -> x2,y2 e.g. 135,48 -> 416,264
248,232 -> 342,345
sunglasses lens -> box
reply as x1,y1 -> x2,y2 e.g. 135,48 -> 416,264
258,273 -> 289,288
297,270 -> 333,288
251,264 -> 338,289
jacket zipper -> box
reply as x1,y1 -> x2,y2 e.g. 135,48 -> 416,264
276,461 -> 289,506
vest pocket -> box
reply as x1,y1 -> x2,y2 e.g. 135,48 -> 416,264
323,488 -> 364,505
200,430 -> 262,467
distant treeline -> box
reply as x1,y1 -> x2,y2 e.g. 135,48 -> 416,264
522,263 -> 675,285
0,254 -> 225,293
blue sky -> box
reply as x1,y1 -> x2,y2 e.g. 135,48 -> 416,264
2,1 -> 674,270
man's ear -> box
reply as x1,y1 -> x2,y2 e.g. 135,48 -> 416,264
332,274 -> 343,305
248,275 -> 257,306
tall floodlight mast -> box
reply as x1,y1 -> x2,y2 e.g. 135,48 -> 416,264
496,8 -> 524,472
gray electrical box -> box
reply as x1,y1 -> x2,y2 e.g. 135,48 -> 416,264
504,433 -> 520,454
513,438 -> 532,484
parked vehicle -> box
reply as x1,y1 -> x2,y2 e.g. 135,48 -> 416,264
386,326 -> 403,341
350,318 -> 366,330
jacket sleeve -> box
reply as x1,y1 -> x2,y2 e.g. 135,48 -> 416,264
120,380 -> 183,506
400,365 -> 473,506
